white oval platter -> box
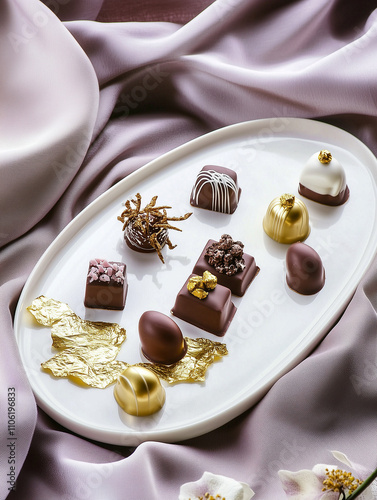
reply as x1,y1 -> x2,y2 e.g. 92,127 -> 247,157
14,118 -> 377,445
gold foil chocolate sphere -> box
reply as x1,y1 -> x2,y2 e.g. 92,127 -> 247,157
114,366 -> 166,416
263,194 -> 310,244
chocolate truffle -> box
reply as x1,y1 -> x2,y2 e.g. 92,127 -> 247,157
124,214 -> 168,253
114,366 -> 166,416
286,242 -> 325,295
171,273 -> 237,337
117,193 -> 192,263
263,194 -> 310,244
139,311 -> 187,365
298,149 -> 349,206
84,258 -> 127,310
190,165 -> 241,214
192,234 -> 259,296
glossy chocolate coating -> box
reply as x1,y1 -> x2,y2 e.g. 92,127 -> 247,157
124,214 -> 168,253
192,239 -> 259,296
298,183 -> 350,206
171,274 -> 237,336
114,366 -> 166,416
84,259 -> 127,310
190,165 -> 241,214
298,150 -> 349,206
286,242 -> 325,295
139,311 -> 187,365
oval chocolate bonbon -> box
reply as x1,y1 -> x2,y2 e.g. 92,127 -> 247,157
139,311 -> 187,365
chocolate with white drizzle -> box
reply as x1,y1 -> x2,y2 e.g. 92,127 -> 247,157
190,165 -> 241,214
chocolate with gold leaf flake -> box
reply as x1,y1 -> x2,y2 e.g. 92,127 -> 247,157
172,274 -> 236,336
114,366 -> 166,416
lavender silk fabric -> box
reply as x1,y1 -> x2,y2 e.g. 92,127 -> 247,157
1,0 -> 377,498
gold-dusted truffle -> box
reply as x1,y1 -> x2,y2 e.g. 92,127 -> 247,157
114,366 -> 166,416
263,194 -> 310,244
187,271 -> 217,299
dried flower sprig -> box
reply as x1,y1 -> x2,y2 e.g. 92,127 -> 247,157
118,193 -> 192,262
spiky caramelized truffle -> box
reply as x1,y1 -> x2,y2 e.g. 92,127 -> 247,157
117,193 -> 192,263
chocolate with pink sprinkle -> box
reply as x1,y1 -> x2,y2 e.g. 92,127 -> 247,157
84,258 -> 128,310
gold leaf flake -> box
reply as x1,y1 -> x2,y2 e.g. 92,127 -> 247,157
137,337 -> 228,384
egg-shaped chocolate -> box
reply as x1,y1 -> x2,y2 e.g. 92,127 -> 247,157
286,242 -> 325,295
263,194 -> 310,244
139,311 -> 187,364
114,366 -> 165,416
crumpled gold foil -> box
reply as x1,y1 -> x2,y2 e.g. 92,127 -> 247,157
137,337 -> 228,384
27,296 -> 228,388
27,296 -> 128,388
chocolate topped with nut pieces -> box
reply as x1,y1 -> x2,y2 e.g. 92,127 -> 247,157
205,234 -> 246,276
193,235 -> 259,296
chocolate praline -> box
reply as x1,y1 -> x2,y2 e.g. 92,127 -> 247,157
192,236 -> 259,296
124,214 -> 168,253
298,149 -> 349,206
171,274 -> 237,337
190,165 -> 241,214
286,242 -> 325,295
84,258 -> 127,310
139,311 -> 187,365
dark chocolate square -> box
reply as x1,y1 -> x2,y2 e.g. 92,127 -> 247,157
171,274 -> 236,337
84,259 -> 127,310
190,165 -> 241,214
192,239 -> 259,296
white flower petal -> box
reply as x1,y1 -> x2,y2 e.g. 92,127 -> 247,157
331,450 -> 370,479
331,451 -> 353,468
179,471 -> 254,500
278,469 -> 323,496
